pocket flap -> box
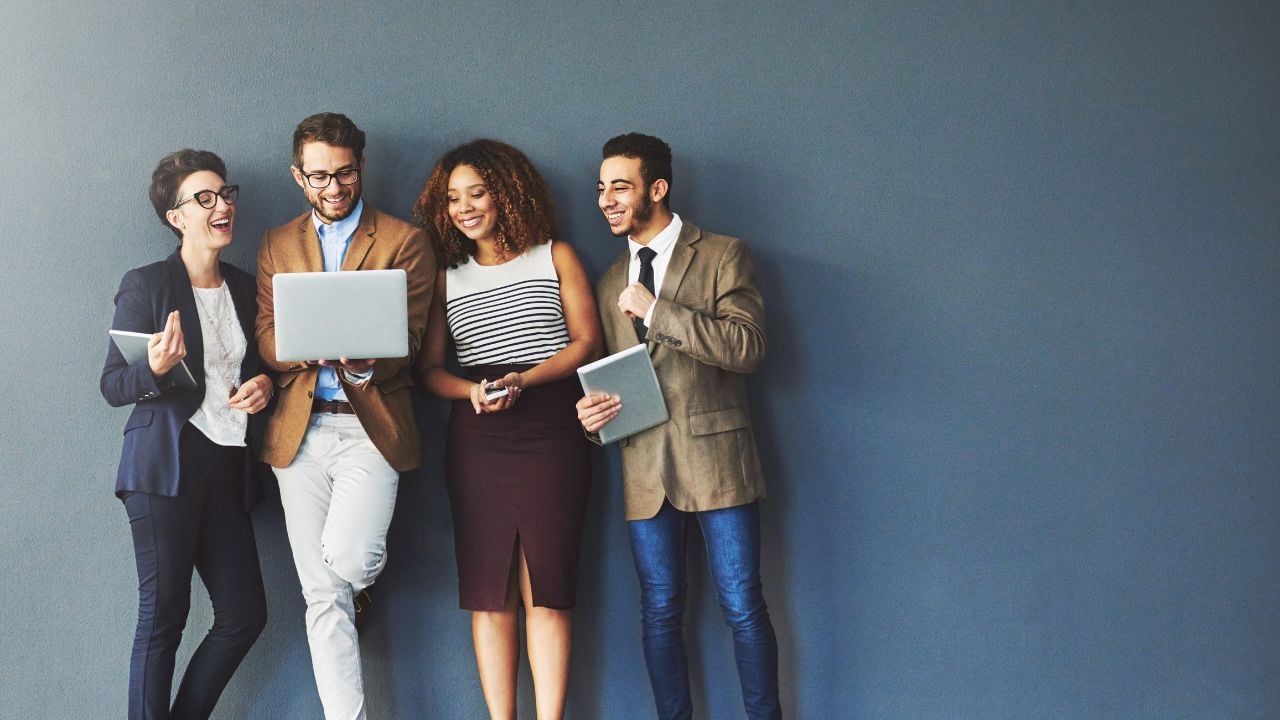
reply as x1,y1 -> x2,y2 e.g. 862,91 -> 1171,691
276,372 -> 300,388
689,406 -> 749,436
124,409 -> 154,434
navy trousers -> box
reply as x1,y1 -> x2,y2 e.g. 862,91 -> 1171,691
123,424 -> 266,719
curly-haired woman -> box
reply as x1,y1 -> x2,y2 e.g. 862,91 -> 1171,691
413,139 -> 601,719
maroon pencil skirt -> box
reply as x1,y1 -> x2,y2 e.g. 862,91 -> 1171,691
446,364 -> 591,611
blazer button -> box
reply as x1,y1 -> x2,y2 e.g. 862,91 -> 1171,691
307,390 -> 313,398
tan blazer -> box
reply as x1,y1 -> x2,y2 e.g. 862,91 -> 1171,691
597,220 -> 767,520
255,206 -> 435,471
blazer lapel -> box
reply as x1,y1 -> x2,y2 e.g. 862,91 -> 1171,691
295,215 -> 325,272
644,222 -> 700,356
166,251 -> 204,389
659,221 -> 700,307
341,208 -> 376,271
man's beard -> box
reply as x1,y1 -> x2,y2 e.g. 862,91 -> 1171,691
311,187 -> 361,223
614,192 -> 654,237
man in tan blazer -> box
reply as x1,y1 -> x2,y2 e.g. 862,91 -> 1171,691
256,112 -> 433,720
576,133 -> 781,719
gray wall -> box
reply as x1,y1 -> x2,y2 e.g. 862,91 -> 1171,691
2,1 -> 1277,718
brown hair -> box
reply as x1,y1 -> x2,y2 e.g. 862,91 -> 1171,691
413,139 -> 558,268
292,112 -> 366,168
149,149 -> 227,238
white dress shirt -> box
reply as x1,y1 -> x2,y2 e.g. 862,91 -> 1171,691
627,213 -> 682,327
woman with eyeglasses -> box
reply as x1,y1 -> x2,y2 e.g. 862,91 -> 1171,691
413,139 -> 601,719
101,149 -> 273,719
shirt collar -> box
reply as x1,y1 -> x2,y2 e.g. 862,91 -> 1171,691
627,213 -> 682,259
312,198 -> 364,242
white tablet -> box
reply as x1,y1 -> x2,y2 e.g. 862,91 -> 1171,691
577,343 -> 670,444
109,330 -> 198,389
273,269 -> 409,362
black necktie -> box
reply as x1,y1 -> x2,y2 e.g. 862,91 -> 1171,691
634,247 -> 657,342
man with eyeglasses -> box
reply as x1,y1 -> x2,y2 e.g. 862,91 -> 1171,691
255,112 -> 434,720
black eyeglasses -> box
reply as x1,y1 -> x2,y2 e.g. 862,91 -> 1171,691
173,185 -> 239,210
302,168 -> 360,189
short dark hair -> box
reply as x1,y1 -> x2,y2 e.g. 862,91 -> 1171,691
149,149 -> 227,238
602,133 -> 673,207
292,112 -> 366,168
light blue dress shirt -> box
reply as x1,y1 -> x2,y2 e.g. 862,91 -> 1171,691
313,199 -> 365,402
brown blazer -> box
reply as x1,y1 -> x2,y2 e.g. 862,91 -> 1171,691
596,220 -> 767,520
255,206 -> 435,471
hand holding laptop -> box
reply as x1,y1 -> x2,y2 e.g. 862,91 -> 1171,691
314,357 -> 376,373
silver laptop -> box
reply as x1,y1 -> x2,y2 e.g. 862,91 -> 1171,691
273,269 -> 408,362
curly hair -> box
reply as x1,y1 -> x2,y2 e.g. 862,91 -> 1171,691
413,139 -> 558,268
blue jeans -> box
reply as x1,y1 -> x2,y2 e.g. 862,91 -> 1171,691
628,501 -> 781,720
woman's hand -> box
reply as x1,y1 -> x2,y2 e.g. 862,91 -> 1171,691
229,374 -> 273,414
148,310 -> 187,377
469,373 -> 524,414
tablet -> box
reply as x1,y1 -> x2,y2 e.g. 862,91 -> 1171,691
109,330 -> 198,389
577,343 -> 669,444
273,269 -> 409,362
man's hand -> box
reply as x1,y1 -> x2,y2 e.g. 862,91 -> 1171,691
576,391 -> 620,433
618,282 -> 656,322
315,357 -> 376,374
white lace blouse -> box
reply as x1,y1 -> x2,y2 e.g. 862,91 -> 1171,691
189,283 -> 248,447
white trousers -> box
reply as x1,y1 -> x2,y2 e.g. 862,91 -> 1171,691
274,413 -> 399,720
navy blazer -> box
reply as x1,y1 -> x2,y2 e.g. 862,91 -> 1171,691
101,250 -> 265,510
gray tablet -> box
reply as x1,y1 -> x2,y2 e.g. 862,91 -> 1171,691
109,330 -> 198,389
273,269 -> 409,362
577,343 -> 670,444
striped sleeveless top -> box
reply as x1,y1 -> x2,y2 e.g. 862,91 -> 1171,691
445,241 -> 570,367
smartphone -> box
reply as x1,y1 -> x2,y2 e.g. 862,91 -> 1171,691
484,384 -> 510,401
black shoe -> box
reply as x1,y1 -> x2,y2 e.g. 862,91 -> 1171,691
354,588 -> 372,632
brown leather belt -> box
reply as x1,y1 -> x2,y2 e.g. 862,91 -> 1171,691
312,399 -> 356,415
